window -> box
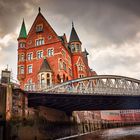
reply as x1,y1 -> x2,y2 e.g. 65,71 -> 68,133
63,62 -> 66,71
59,59 -> 63,70
36,39 -> 44,46
19,42 -> 25,48
78,65 -> 84,71
47,73 -> 51,86
37,51 -> 43,59
41,73 -> 45,84
76,44 -> 81,52
28,65 -> 32,74
69,68 -> 72,76
36,24 -> 43,33
28,79 -> 32,84
48,36 -> 52,40
62,50 -> 66,58
27,53 -> 33,61
21,54 -> 24,61
20,66 -> 24,74
48,48 -> 54,56
71,44 -> 75,52
18,54 -> 24,62
79,74 -> 84,78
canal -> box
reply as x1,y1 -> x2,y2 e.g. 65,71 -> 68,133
68,126 -> 140,140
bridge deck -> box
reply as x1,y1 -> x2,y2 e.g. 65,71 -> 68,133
27,92 -> 140,113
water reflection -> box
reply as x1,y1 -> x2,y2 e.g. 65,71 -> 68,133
72,126 -> 140,140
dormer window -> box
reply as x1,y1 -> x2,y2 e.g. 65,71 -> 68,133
36,24 -> 43,33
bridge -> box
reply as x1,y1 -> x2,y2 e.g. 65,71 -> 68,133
26,75 -> 140,114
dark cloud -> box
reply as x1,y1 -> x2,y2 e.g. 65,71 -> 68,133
0,0 -> 140,44
0,0 -> 140,79
0,0 -> 39,36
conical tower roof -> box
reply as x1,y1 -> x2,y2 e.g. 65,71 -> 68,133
69,22 -> 81,43
39,58 -> 52,73
18,19 -> 27,39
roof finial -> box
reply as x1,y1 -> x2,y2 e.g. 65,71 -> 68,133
39,7 -> 41,13
72,21 -> 74,28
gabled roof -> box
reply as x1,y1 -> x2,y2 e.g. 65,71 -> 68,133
28,8 -> 59,41
18,19 -> 27,39
69,22 -> 81,43
39,58 -> 52,73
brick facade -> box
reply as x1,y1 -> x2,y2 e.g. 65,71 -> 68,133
17,8 -> 94,90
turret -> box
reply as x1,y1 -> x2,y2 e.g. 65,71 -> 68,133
17,19 -> 27,82
69,22 -> 82,53
18,19 -> 27,48
38,57 -> 53,88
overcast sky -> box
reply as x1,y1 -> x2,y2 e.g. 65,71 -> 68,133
0,0 -> 140,80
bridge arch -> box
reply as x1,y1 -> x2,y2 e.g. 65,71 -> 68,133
44,75 -> 140,96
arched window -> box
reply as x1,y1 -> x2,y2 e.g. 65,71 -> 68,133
41,73 -> 45,84
57,74 -> 61,83
46,73 -> 51,86
59,59 -> 63,70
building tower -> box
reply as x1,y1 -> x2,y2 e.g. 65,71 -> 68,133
69,22 -> 92,79
17,19 -> 27,84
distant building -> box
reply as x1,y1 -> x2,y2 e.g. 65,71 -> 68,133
17,8 -> 94,90
101,111 -> 121,122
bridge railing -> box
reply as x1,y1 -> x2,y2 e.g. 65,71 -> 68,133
24,75 -> 140,96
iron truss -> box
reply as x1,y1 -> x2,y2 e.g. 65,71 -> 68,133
25,75 -> 140,96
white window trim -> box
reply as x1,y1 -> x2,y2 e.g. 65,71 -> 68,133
47,48 -> 54,57
36,50 -> 43,59
35,38 -> 45,46
27,64 -> 33,74
18,65 -> 24,74
27,52 -> 33,61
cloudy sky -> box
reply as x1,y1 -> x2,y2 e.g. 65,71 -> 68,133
0,0 -> 140,80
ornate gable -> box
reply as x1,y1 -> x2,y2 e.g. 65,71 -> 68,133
27,9 -> 60,47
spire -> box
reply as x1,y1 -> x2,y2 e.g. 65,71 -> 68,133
18,19 -> 27,39
69,22 -> 81,43
39,7 -> 41,13
39,58 -> 52,73
72,21 -> 74,28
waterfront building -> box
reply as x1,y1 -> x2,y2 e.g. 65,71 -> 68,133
17,8 -> 94,90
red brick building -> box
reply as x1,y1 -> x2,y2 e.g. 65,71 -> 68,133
17,8 -> 94,90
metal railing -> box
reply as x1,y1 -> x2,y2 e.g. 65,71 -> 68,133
25,75 -> 140,96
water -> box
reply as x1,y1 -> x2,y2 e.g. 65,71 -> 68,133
1,122 -> 140,139
71,126 -> 140,140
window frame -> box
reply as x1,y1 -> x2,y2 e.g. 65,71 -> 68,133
37,50 -> 43,59
28,65 -> 33,74
36,38 -> 44,46
47,48 -> 54,57
19,65 -> 24,74
27,52 -> 33,61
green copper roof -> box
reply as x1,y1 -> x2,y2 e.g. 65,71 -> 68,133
18,19 -> 27,39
